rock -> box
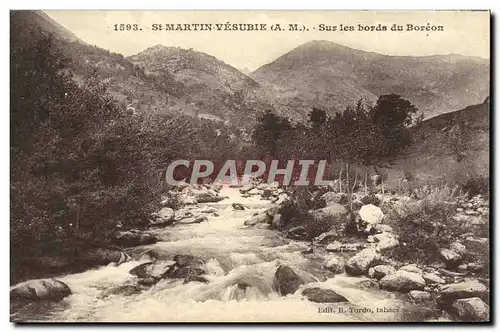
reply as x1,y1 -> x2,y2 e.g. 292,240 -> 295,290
351,200 -> 363,211
357,204 -> 384,233
467,262 -> 487,273
286,225 -> 307,239
248,188 -> 260,195
129,261 -> 175,279
271,214 -> 283,229
310,203 -> 348,225
115,231 -> 158,247
368,265 -> 396,280
452,297 -> 490,321
345,248 -> 380,276
79,248 -> 128,266
399,264 -> 423,275
379,271 -> 426,293
232,203 -> 245,210
408,290 -> 433,304
244,212 -> 271,226
323,256 -> 345,274
239,184 -> 254,194
373,232 -> 399,252
439,248 -> 462,265
314,231 -> 338,245
423,273 -> 445,285
181,195 -> 198,205
320,192 -> 347,206
325,241 -> 363,252
137,277 -> 157,286
196,192 -> 226,203
273,265 -> 305,296
302,287 -> 348,303
100,285 -> 142,298
438,281 -> 488,305
325,241 -> 343,252
157,207 -> 175,223
450,241 -> 467,256
373,224 -> 393,234
465,210 -> 479,216
356,279 -> 379,290
10,279 -> 71,302
264,206 -> 280,218
275,193 -> 289,205
179,215 -> 208,224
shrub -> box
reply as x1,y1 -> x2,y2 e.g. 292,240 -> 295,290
385,198 -> 461,264
461,175 -> 489,198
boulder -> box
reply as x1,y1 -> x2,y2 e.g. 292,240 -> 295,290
79,248 -> 128,266
273,265 -> 305,296
10,279 -> 71,302
232,203 -> 245,211
244,212 -> 271,226
373,232 -> 399,252
399,264 -> 423,275
157,207 -> 175,223
302,287 -> 348,303
438,281 -> 488,305
452,297 -> 490,322
239,183 -> 254,194
368,265 -> 396,280
248,188 -> 260,195
323,256 -> 345,274
286,225 -> 308,239
100,285 -> 142,298
314,231 -> 338,245
357,204 -> 384,233
275,193 -> 289,205
179,215 -> 208,224
196,192 -> 226,203
450,241 -> 467,256
320,192 -> 347,206
345,248 -> 380,276
439,248 -> 462,265
310,203 -> 348,225
423,273 -> 445,285
407,290 -> 433,304
379,271 -> 426,293
181,195 -> 198,205
115,231 -> 158,247
129,261 -> 175,279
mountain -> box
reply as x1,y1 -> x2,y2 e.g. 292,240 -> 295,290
10,10 -> 82,43
251,40 -> 490,119
386,97 -> 489,187
128,45 -> 270,125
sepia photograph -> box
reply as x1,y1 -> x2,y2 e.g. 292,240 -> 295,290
9,9 -> 490,323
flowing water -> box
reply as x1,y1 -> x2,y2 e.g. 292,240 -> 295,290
11,186 -> 433,322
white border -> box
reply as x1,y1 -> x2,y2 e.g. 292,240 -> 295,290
1,1 -> 497,331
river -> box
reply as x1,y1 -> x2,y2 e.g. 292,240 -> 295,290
11,186 -> 432,323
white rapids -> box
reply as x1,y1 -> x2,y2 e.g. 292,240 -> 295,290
10,186 -> 433,322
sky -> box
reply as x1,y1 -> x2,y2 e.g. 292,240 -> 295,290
45,10 -> 490,71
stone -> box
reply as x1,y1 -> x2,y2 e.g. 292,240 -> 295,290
379,271 -> 426,293
408,290 -> 433,304
273,265 -> 305,296
357,204 -> 384,233
232,203 -> 245,210
129,261 -> 175,279
439,248 -> 462,265
369,265 -> 396,280
373,232 -> 399,252
239,184 -> 254,194
320,192 -> 347,206
115,231 -> 157,247
79,248 -> 128,266
302,287 -> 348,303
399,264 -> 423,275
450,241 -> 467,256
323,256 -> 345,274
179,215 -> 208,224
157,207 -> 175,222
314,231 -> 338,245
373,224 -> 393,234
310,203 -> 348,225
244,212 -> 271,226
286,225 -> 308,239
10,279 -> 71,302
345,248 -> 380,276
452,297 -> 490,322
325,241 -> 343,252
423,273 -> 445,285
100,285 -> 142,298
275,193 -> 289,205
438,281 -> 488,305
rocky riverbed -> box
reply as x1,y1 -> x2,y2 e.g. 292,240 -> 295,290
10,182 -> 490,322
